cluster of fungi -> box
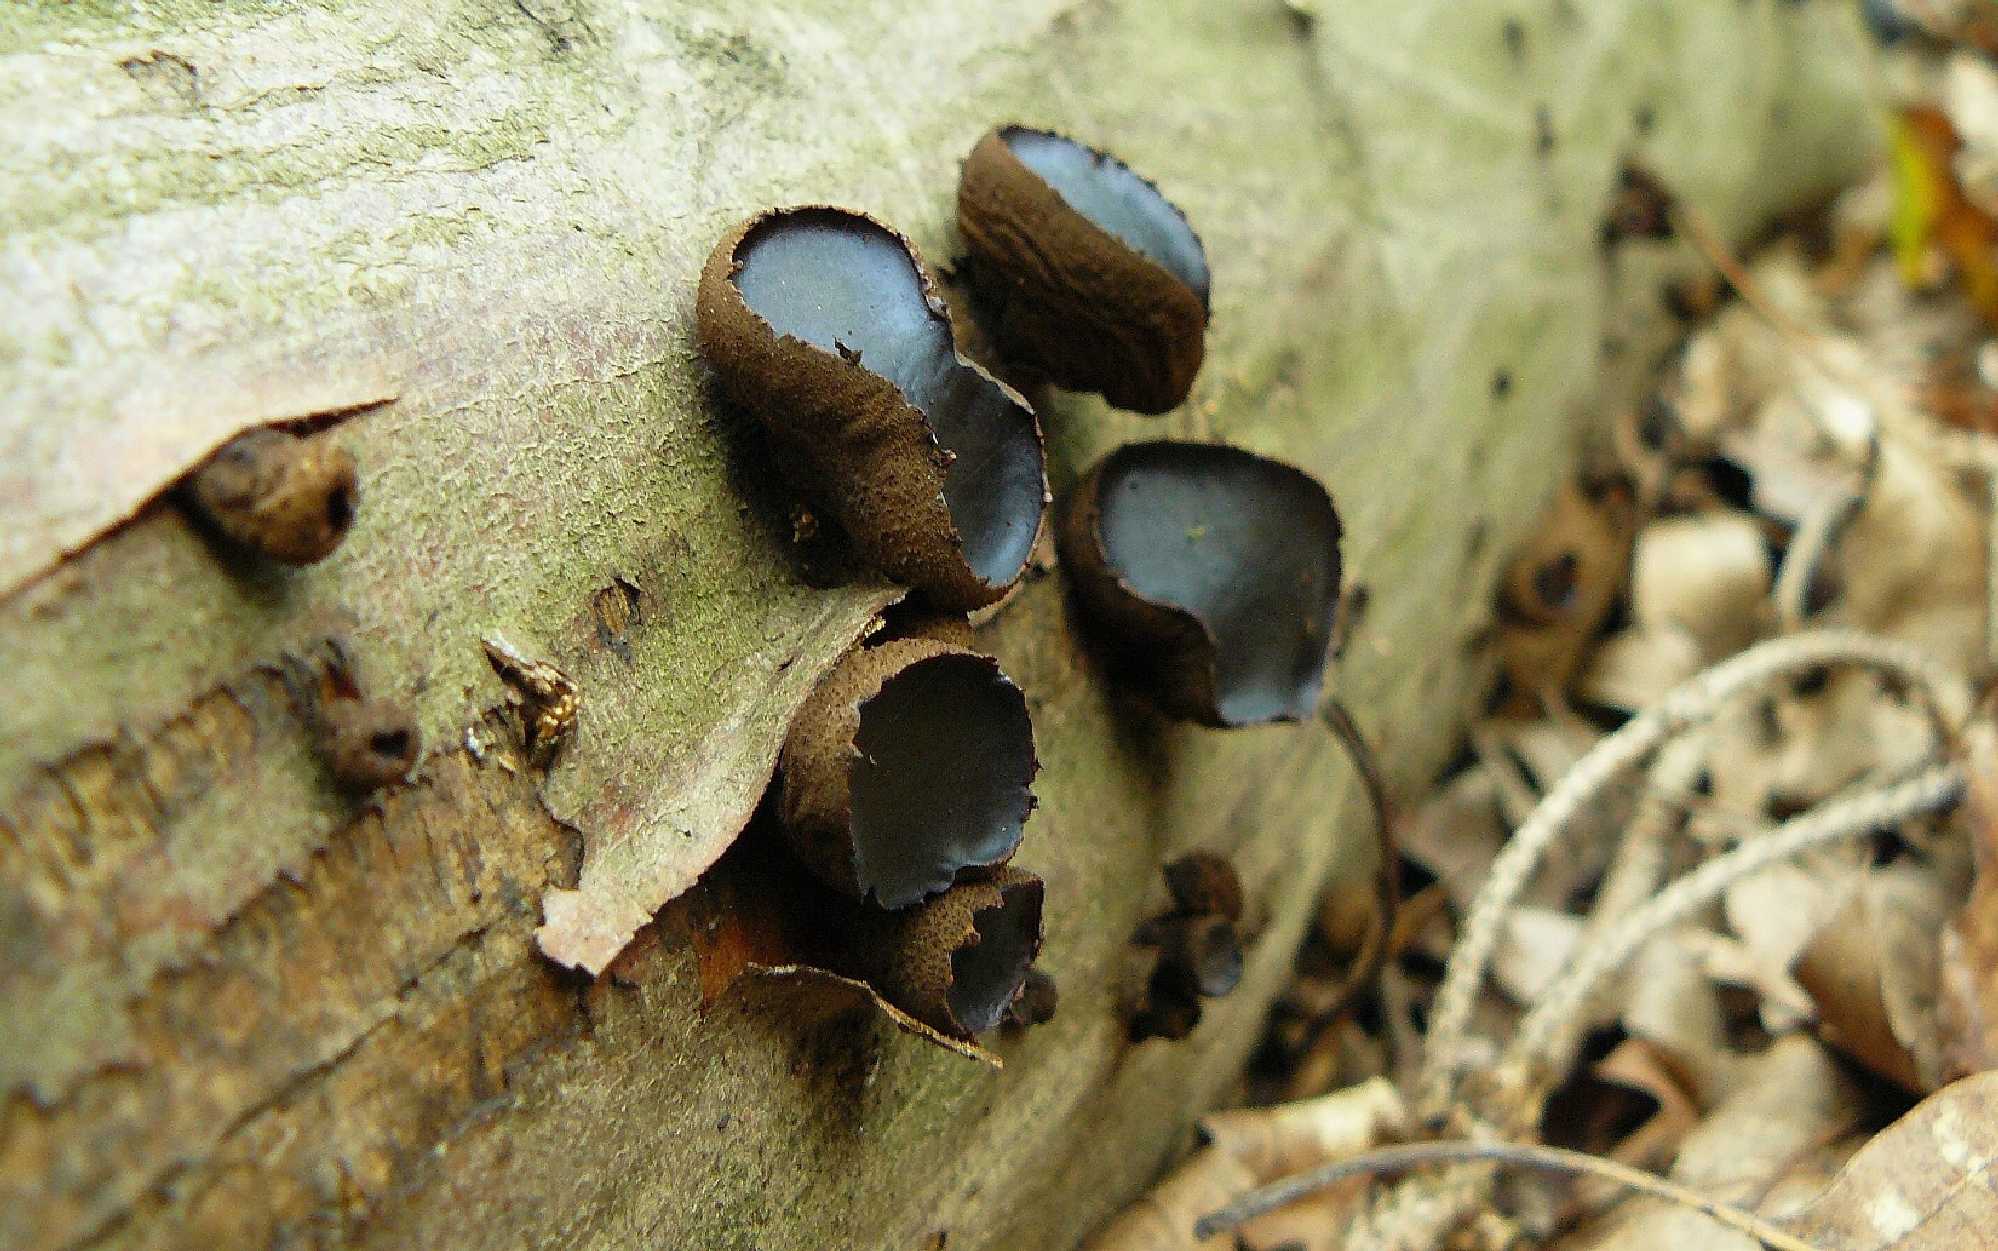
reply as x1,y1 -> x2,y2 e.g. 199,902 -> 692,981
697,126 -> 1347,1042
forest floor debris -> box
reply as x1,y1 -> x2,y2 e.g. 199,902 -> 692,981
1088,20 -> 1998,1251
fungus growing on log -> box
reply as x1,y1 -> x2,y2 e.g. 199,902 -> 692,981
957,126 -> 1209,414
1005,966 -> 1060,1029
1131,850 -> 1246,1043
288,642 -> 420,792
320,697 -> 421,791
1059,441 -> 1343,727
779,638 -> 1038,909
697,206 -> 1047,610
182,427 -> 358,564
852,867 -> 1047,1039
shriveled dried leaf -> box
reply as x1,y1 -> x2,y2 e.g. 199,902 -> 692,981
1779,1071 -> 1998,1249
1795,863 -> 1953,1091
1085,1079 -> 1403,1251
1941,719 -> 1998,1077
1577,623 -> 1705,714
1629,512 -> 1772,660
1198,1078 -> 1407,1179
1555,1036 -> 1866,1250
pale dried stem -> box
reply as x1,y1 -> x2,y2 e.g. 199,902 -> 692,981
1539,736 -> 1703,1071
1500,763 -> 1965,1098
1421,630 -> 1963,1112
1195,1140 -> 1827,1251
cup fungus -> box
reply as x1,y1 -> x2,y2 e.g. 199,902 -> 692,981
288,643 -> 419,792
183,427 -> 358,564
853,867 -> 1046,1039
957,126 -> 1210,414
1131,850 -> 1246,1042
1059,441 -> 1343,727
697,206 -> 1047,610
779,638 -> 1038,909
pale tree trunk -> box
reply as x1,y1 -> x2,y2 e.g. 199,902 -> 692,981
0,2 -> 1873,1249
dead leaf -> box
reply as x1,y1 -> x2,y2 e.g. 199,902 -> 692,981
1198,1078 -> 1407,1178
1577,623 -> 1706,714
1556,1036 -> 1866,1250
1084,1079 -> 1403,1251
1892,105 -> 1998,326
1629,512 -> 1772,660
1940,718 -> 1998,1077
1779,1071 -> 1998,1249
1795,864 -> 1953,1092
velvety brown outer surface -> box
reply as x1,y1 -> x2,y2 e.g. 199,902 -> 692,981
958,129 -> 1207,414
697,207 -> 1010,610
0,1 -> 1878,1249
851,868 -> 1046,1037
1059,462 -> 1227,723
184,429 -> 358,564
778,637 -> 1028,899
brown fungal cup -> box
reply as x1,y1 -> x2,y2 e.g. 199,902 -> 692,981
697,206 -> 1048,610
852,867 -> 1046,1039
1004,966 -> 1060,1029
320,697 -> 420,791
958,126 -> 1209,414
1059,441 -> 1343,727
184,427 -> 358,564
1163,851 -> 1244,922
779,638 -> 1038,909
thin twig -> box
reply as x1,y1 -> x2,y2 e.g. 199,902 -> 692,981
1194,1140 -> 1826,1251
1421,630 -> 1963,1109
1673,198 -> 1827,362
1773,488 -> 1865,633
1306,698 -> 1397,1027
1502,763 -> 1965,1089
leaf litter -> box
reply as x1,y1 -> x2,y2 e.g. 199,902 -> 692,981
1088,20 -> 1998,1251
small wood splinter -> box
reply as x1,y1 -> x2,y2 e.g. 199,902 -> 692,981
483,637 -> 580,767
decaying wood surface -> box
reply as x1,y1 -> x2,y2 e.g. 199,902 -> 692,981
0,1 -> 1878,1248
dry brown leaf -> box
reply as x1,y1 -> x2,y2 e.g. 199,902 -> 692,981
1545,1039 -> 1705,1224
1555,1036 -> 1866,1250
1495,482 -> 1636,707
1778,1071 -> 1998,1249
1796,864 -> 1953,1092
1577,623 -> 1706,714
1629,512 -> 1772,660
1941,719 -> 1998,1077
1198,1078 -> 1407,1181
1820,439 -> 1987,674
1084,1079 -> 1403,1251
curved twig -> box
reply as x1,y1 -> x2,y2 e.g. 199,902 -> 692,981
1305,698 -> 1397,1028
1421,630 -> 1964,1109
1194,1139 -> 1825,1251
